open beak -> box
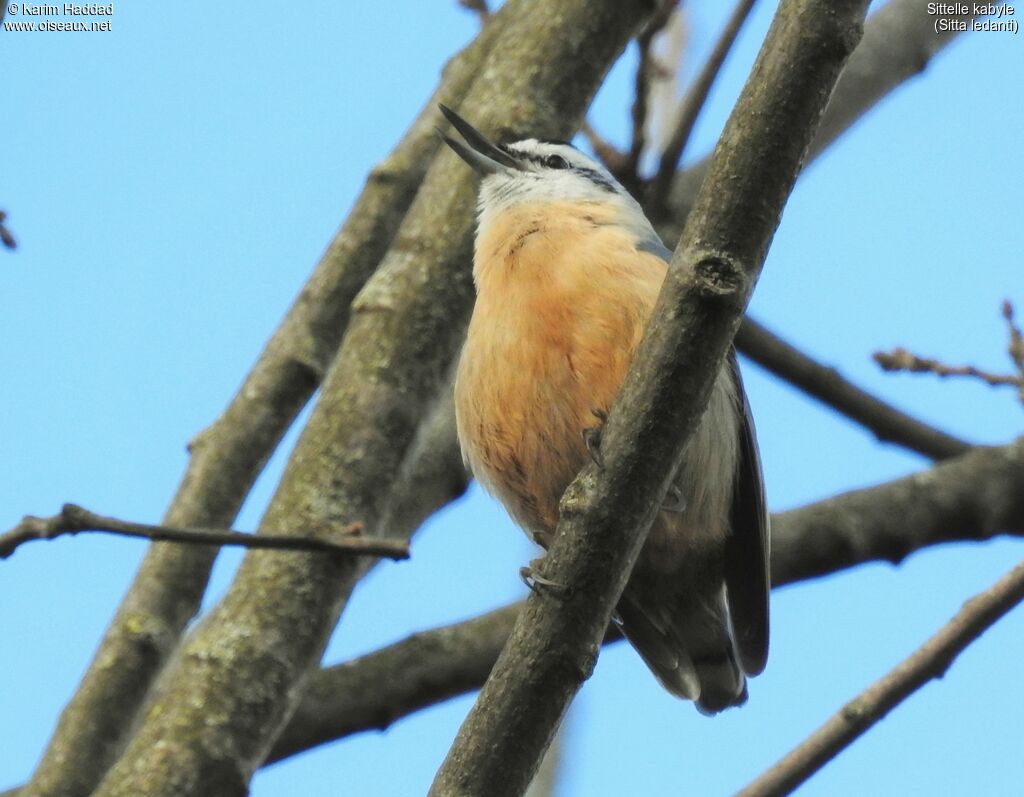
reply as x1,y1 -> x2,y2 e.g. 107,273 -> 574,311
438,104 -> 524,176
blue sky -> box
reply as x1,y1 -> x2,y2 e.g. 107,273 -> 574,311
2,3 -> 1022,795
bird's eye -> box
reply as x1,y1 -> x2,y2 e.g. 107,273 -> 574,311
544,154 -> 570,170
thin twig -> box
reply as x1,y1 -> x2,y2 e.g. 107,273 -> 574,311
0,504 -> 409,561
737,316 -> 971,460
0,209 -> 16,250
874,299 -> 1024,407
735,558 -> 1024,797
647,0 -> 758,211
457,0 -> 490,25
874,347 -> 1024,404
622,4 -> 677,187
579,120 -> 629,176
1002,300 -> 1024,378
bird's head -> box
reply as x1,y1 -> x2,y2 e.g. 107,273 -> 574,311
438,105 -> 649,232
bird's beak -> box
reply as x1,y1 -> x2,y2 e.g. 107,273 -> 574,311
438,104 -> 524,176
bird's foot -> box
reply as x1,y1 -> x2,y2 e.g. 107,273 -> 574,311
663,484 -> 687,513
520,557 -> 569,597
582,408 -> 608,469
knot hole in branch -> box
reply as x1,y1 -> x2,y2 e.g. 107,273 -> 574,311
693,253 -> 747,302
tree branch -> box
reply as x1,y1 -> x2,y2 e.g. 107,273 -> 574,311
90,4 -> 655,796
430,2 -> 869,794
874,300 -> 1024,407
647,0 -> 758,211
770,439 -> 1024,586
656,0 -> 989,246
735,558 -> 1024,797
263,438 -> 1024,762
0,209 -> 16,250
737,316 -> 971,460
620,4 -> 676,189
874,347 -> 1024,390
21,19 -> 507,797
0,504 -> 408,561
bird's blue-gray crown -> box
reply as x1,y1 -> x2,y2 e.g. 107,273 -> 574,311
438,104 -> 658,243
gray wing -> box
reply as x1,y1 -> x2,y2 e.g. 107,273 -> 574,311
725,350 -> 770,675
635,237 -> 674,262
635,236 -> 770,678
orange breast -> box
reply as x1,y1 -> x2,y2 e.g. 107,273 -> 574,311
454,201 -> 666,542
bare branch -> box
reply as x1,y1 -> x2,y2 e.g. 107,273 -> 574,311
874,346 -> 1023,390
457,0 -> 490,26
0,504 -> 408,562
0,209 -> 15,250
1004,300 -> 1024,376
770,438 -> 1024,586
579,120 -> 629,176
735,558 -> 1024,797
264,438 -> 1024,762
430,2 -> 869,794
874,300 -> 1024,407
268,603 -> 527,762
621,4 -> 676,187
647,0 -> 758,211
737,316 -> 971,460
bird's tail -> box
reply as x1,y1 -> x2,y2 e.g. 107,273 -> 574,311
616,582 -> 746,715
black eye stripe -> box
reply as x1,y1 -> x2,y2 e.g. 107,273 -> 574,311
544,154 -> 570,170
501,146 -> 617,192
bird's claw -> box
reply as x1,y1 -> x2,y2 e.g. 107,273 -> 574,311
663,484 -> 687,513
520,558 -> 569,597
582,408 -> 608,469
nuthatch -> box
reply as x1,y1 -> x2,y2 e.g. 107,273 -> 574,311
440,105 -> 769,714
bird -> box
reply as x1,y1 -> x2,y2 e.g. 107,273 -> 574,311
439,104 -> 769,714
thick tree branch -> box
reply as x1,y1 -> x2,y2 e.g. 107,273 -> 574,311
770,439 -> 1024,585
0,504 -> 408,561
265,438 -> 1024,762
736,558 -> 1024,797
20,20 -> 506,797
269,604 -> 526,763
657,0 -> 988,245
737,316 -> 971,460
647,0 -> 758,210
430,2 -> 869,795
91,4 -> 655,796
